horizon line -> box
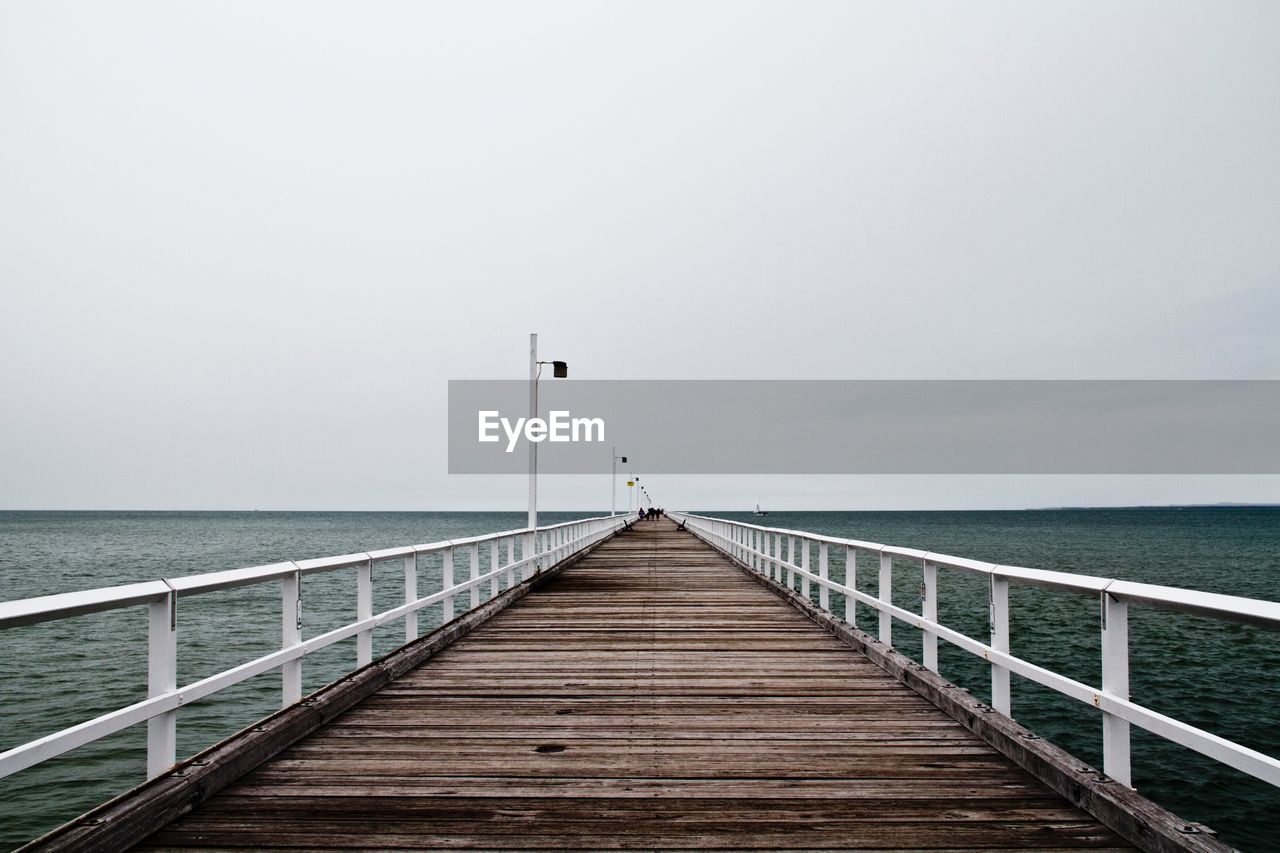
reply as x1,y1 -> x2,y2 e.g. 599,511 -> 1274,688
2,503 -> 1277,513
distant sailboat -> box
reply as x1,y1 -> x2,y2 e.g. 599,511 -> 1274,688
753,502 -> 768,516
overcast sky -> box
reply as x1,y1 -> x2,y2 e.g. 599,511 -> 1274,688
2,1 -> 1278,510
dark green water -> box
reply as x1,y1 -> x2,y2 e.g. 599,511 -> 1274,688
1,508 -> 1277,850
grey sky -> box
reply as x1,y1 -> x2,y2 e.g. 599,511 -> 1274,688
2,1 -> 1278,510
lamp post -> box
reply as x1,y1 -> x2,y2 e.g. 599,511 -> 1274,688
611,448 -> 627,517
527,333 -> 568,532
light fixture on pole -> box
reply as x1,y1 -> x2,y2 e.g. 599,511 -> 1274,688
528,333 -> 568,533
611,448 -> 628,517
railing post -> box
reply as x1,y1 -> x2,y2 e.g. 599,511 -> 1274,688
282,569 -> 302,707
767,532 -> 776,581
787,536 -> 796,590
878,551 -> 892,645
768,527 -> 778,581
845,546 -> 856,627
469,543 -> 481,610
147,589 -> 177,779
442,546 -> 455,622
356,558 -> 373,667
990,576 -> 1010,715
749,529 -> 756,571
490,539 -> 500,598
818,542 -> 829,611
506,536 -> 516,587
403,553 -> 418,642
801,539 -> 811,599
922,559 -> 937,672
1102,591 -> 1132,786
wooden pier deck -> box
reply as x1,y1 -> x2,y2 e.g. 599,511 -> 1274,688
127,519 -> 1129,850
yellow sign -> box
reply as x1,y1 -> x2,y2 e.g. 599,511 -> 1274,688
627,481 -> 634,487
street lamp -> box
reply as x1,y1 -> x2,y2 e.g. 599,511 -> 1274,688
528,333 -> 568,531
611,448 -> 628,517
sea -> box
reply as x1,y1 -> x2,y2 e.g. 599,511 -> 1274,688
0,508 -> 1277,851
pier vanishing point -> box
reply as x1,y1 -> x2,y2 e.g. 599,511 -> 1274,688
5,514 -> 1277,851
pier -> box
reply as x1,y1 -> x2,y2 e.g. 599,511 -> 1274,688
4,516 -> 1275,850
143,520 -> 1125,850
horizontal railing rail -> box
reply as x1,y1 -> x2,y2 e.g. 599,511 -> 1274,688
0,514 -> 630,782
670,511 -> 1280,791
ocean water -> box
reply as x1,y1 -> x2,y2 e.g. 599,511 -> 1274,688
0,508 -> 1277,850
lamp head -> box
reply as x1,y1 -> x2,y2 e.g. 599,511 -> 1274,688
552,361 -> 568,378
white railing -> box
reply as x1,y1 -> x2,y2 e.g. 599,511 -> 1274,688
671,512 -> 1280,791
0,514 -> 628,782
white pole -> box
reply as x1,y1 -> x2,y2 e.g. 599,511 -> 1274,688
147,592 -> 177,778
1102,592 -> 1131,786
528,333 -> 538,532
611,446 -> 616,517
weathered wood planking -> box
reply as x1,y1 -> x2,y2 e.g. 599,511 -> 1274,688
132,520 -> 1137,850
